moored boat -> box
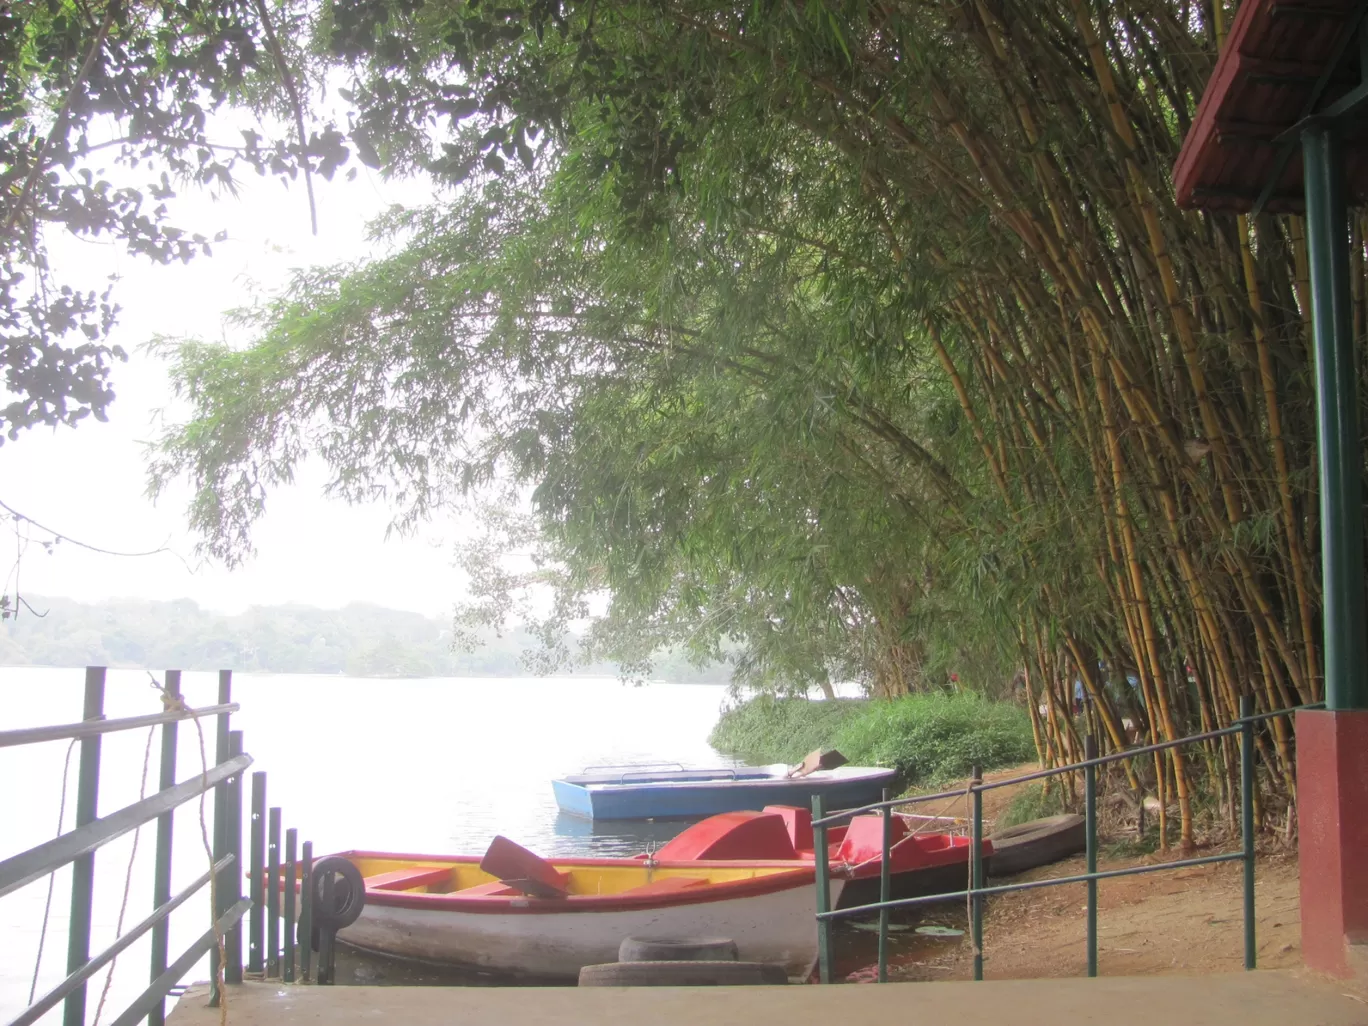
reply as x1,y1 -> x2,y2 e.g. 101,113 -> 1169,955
649,805 -> 991,909
329,840 -> 843,979
551,763 -> 898,820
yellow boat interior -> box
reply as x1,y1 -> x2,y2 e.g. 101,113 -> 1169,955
343,853 -> 806,900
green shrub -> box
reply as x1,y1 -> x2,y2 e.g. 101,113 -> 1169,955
708,694 -> 867,764
831,692 -> 1036,786
709,691 -> 1036,785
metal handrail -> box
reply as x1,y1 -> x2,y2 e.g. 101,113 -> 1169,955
810,702 -> 1323,827
618,767 -> 739,783
0,703 -> 240,748
8,857 -> 233,1026
811,698 -> 1311,984
0,754 -> 252,899
1,667 -> 266,1026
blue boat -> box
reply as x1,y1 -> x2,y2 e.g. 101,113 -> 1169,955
551,763 -> 898,820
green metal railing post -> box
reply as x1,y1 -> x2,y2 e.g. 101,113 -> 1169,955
267,807 -> 282,978
248,773 -> 266,975
1241,694 -> 1257,969
226,730 -> 244,984
299,841 -> 314,982
149,670 -> 180,1026
878,786 -> 891,983
812,795 -> 833,984
971,763 -> 984,982
64,667 -> 105,1026
284,828 -> 297,982
209,672 -> 232,1007
1302,121 -> 1368,712
1085,735 -> 1099,977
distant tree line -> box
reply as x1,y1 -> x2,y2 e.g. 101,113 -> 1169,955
0,596 -> 732,681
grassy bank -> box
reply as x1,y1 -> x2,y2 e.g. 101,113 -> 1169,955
709,692 -> 1035,787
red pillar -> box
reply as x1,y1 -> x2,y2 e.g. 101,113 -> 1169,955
1297,709 -> 1368,978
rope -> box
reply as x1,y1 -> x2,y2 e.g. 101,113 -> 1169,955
149,675 -> 228,1026
92,726 -> 156,1026
28,739 -> 78,1004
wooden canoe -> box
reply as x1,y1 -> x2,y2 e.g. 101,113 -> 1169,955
330,847 -> 843,979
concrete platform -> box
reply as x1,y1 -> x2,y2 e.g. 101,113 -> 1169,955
169,972 -> 1368,1026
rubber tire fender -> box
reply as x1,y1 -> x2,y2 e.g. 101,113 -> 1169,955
578,961 -> 788,987
987,814 -> 1086,878
618,936 -> 739,963
310,856 -> 366,931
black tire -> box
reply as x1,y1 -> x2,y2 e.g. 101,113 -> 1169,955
311,856 -> 366,931
988,814 -> 1086,877
578,961 -> 787,987
618,937 -> 739,963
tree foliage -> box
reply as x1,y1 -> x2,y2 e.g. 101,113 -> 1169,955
148,0 -> 1367,843
0,0 -> 348,439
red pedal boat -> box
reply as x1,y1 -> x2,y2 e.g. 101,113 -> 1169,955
647,805 -> 991,909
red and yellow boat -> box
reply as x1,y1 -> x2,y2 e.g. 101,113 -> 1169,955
329,837 -> 842,980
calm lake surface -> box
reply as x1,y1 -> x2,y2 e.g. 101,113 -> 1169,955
0,669 -> 742,1020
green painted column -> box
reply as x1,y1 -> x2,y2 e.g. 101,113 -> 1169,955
1302,122 -> 1368,711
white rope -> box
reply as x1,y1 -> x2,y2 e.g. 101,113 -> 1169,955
92,725 -> 156,1026
148,675 -> 228,1026
28,739 -> 78,1004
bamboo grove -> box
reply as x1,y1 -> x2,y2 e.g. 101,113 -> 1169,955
146,0 -> 1368,846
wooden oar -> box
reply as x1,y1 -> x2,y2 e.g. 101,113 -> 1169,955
479,835 -> 570,899
787,748 -> 848,778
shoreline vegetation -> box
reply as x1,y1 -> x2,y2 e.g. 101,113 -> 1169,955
709,692 -> 1036,789
0,595 -> 731,683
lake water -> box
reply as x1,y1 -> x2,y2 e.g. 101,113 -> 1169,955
0,668 -> 745,1021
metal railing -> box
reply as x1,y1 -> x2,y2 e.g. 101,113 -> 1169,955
1,667 -> 322,1026
810,696 -> 1312,984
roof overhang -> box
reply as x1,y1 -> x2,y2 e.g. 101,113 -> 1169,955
1174,0 -> 1368,214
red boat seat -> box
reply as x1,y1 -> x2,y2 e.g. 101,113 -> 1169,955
617,876 -> 710,898
656,811 -> 798,861
364,866 -> 453,892
835,815 -> 912,865
763,806 -> 814,853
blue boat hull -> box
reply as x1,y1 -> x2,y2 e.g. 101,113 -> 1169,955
552,773 -> 895,821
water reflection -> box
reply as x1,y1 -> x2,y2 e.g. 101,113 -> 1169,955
549,812 -> 703,856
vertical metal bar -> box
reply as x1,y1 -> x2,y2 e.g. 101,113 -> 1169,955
878,787 -> 891,983
284,828 -> 297,983
1241,694 -> 1257,970
318,871 -> 336,985
267,807 -> 281,978
299,841 -> 314,983
1302,121 -> 1368,711
1085,735 -> 1099,978
225,730 -> 244,984
812,795 -> 833,984
971,764 -> 984,982
148,670 -> 180,1026
64,667 -> 105,1026
248,772 -> 266,975
208,673 -> 232,1007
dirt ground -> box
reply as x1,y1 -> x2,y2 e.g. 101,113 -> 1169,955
834,763 -> 1304,983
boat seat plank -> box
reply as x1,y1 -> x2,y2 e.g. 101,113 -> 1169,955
451,881 -> 521,897
365,867 -> 453,892
616,876 -> 710,898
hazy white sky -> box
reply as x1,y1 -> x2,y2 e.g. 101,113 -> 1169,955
0,157 -> 473,617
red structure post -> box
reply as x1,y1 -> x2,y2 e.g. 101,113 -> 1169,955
1174,0 -> 1368,980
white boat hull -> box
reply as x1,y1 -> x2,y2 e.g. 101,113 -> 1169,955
339,877 -> 845,979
